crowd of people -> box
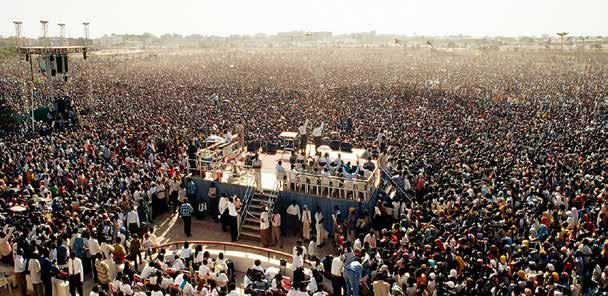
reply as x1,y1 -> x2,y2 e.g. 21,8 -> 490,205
0,47 -> 607,295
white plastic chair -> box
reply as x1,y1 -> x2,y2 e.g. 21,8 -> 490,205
276,171 -> 286,190
355,181 -> 368,201
343,180 -> 355,199
289,171 -> 299,191
296,173 -> 307,192
307,176 -> 320,195
320,176 -> 331,196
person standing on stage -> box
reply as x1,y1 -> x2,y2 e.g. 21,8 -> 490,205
271,209 -> 283,248
235,121 -> 245,151
260,207 -> 270,247
286,201 -> 301,236
179,199 -> 194,237
228,197 -> 239,241
301,205 -> 312,240
298,119 -> 309,153
312,122 -> 324,148
314,207 -> 325,247
276,160 -> 286,190
252,154 -> 263,192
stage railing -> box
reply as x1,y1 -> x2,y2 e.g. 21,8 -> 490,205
379,167 -> 413,204
188,157 -> 378,202
192,158 -> 253,181
153,240 -> 309,266
237,178 -> 256,239
280,166 -> 378,202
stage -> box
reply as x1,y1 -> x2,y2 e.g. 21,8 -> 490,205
195,143 -> 379,195
188,135 -> 381,233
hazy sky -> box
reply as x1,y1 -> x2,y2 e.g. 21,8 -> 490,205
3,0 -> 607,38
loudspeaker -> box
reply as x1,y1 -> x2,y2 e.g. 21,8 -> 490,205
63,55 -> 68,73
37,56 -> 47,74
340,142 -> 353,152
329,140 -> 340,150
264,143 -> 278,154
56,55 -> 63,73
247,141 -> 261,152
49,55 -> 57,77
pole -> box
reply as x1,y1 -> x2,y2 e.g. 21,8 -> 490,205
29,56 -> 35,133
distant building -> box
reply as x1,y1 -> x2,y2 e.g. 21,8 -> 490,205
94,34 -> 124,47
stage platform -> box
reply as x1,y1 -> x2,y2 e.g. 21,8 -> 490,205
196,143 -> 378,194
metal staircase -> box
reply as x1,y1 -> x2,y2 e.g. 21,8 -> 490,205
239,183 -> 280,241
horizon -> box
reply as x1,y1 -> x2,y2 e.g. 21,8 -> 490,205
2,0 -> 607,39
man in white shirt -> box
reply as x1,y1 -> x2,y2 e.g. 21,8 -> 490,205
298,119 -> 309,153
331,249 -> 345,296
127,207 -> 140,235
87,234 -> 101,282
252,154 -> 263,192
228,197 -> 239,241
276,161 -> 286,189
68,253 -> 84,296
260,207 -> 270,247
173,256 -> 186,271
198,259 -> 212,279
364,230 -> 377,249
28,252 -> 44,296
292,247 -> 304,270
312,122 -> 324,148
141,261 -> 157,279
286,202 -> 301,237
218,194 -> 229,232
14,248 -> 27,296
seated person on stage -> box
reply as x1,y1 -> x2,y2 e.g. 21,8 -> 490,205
363,157 -> 375,171
342,162 -> 360,181
318,153 -> 329,168
331,153 -> 343,168
289,151 -> 298,166
224,130 -> 233,143
309,151 -> 319,162
307,160 -> 316,173
321,167 -> 331,178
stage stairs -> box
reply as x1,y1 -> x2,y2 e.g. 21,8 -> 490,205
239,187 -> 280,241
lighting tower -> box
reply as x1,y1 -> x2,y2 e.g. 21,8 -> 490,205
58,23 -> 66,46
82,22 -> 90,46
40,20 -> 49,47
556,32 -> 568,50
13,21 -> 23,47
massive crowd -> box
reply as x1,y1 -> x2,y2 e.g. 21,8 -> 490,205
0,47 -> 607,295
